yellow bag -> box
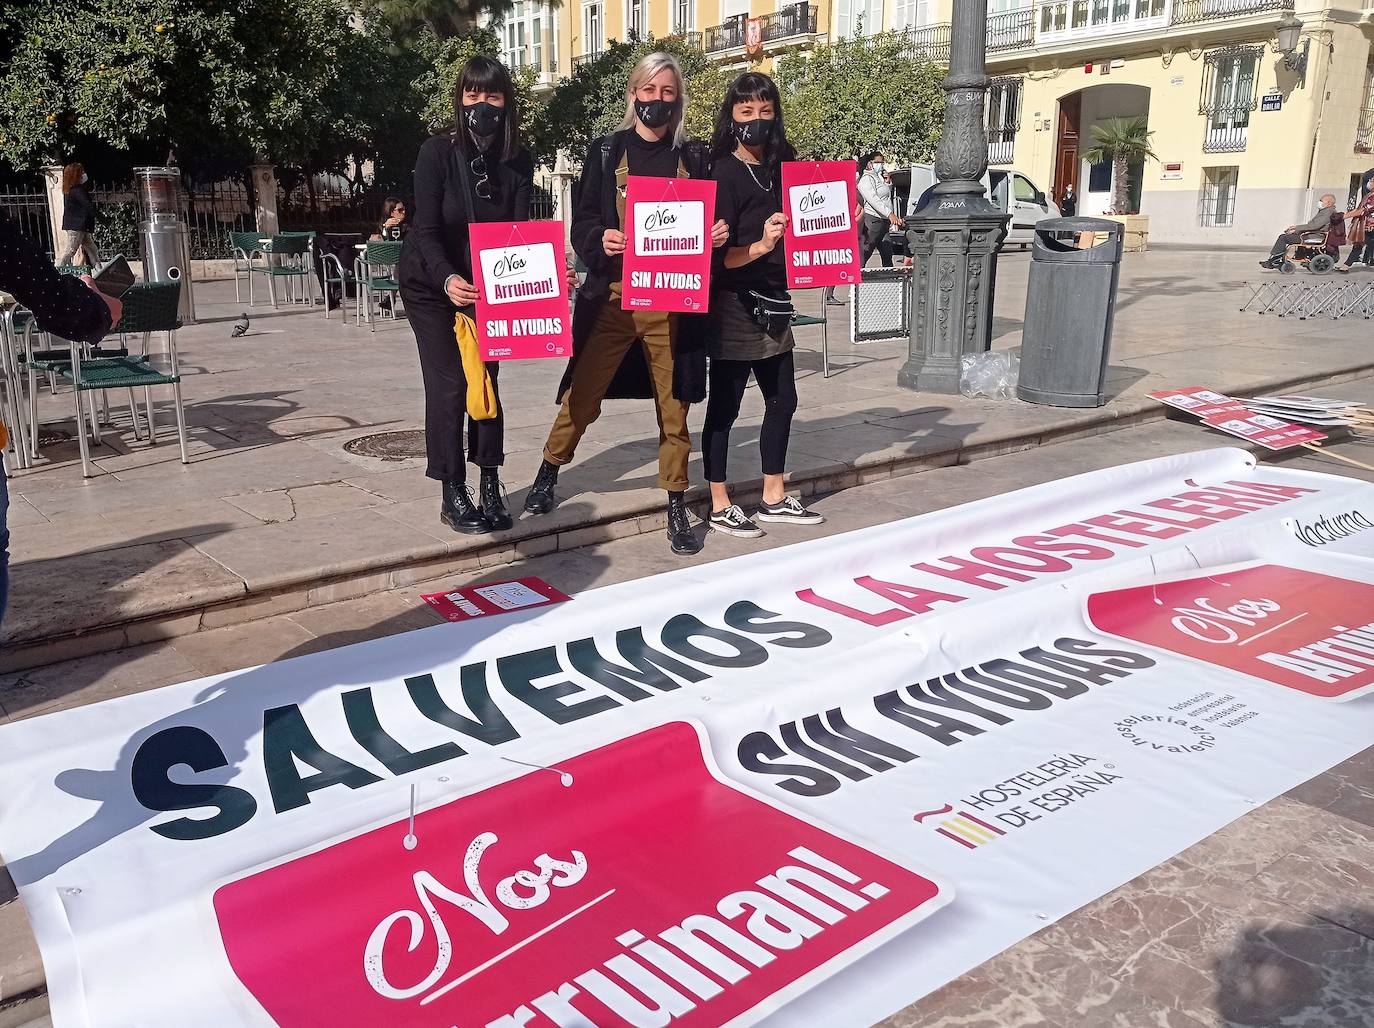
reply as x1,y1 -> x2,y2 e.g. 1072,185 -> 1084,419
454,311 -> 498,421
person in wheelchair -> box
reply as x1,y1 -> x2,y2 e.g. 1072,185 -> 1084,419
1260,193 -> 1339,271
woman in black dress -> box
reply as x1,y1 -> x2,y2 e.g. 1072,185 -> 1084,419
700,72 -> 823,540
399,57 -> 535,534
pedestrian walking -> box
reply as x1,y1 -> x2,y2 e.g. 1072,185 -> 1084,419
55,162 -> 100,267
700,72 -> 823,540
824,151 -> 899,306
1,216 -> 122,628
523,51 -> 728,556
399,56 -> 549,535
1339,168 -> 1374,271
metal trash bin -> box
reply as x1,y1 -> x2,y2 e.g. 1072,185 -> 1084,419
1016,217 -> 1123,408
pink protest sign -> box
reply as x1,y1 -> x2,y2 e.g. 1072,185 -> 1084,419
1202,411 -> 1327,450
783,161 -> 861,289
1148,387 -> 1244,420
420,576 -> 570,622
469,220 -> 572,361
621,175 -> 715,313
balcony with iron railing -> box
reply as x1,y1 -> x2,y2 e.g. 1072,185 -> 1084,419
703,3 -> 819,54
572,51 -> 601,71
902,0 -> 1294,64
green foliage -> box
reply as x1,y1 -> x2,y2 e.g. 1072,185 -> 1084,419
94,200 -> 139,258
775,32 -> 945,163
1082,116 -> 1156,213
0,0 -> 426,187
355,0 -> 509,40
412,25 -> 535,145
530,35 -> 728,165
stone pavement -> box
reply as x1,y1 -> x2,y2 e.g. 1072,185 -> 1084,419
5,248 -> 1372,671
1,382 -> 1372,1026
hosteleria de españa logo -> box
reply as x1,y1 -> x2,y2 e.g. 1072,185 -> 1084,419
213,721 -> 951,1027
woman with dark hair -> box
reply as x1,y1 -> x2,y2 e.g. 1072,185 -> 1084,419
55,162 -> 100,267
700,71 -> 822,539
523,51 -> 728,556
373,196 -> 409,240
398,55 -> 538,534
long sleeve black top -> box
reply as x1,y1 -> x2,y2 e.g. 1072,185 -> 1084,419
61,184 -> 97,232
0,217 -> 112,343
400,133 -> 533,302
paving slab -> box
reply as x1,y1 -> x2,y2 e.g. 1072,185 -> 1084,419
7,248 -> 1374,667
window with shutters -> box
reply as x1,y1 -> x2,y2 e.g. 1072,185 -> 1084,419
1201,46 -> 1261,153
1357,58 -> 1374,153
583,2 -> 604,56
674,0 -> 695,33
625,0 -> 645,40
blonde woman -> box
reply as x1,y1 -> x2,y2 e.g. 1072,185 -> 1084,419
525,51 -> 728,556
56,162 -> 100,267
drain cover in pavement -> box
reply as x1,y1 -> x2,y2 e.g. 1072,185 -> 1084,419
36,427 -> 73,446
343,430 -> 426,462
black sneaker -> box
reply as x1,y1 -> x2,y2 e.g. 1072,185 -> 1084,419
756,496 -> 825,526
709,504 -> 764,538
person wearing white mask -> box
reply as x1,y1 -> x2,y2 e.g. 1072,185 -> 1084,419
824,151 -> 900,305
56,162 -> 100,267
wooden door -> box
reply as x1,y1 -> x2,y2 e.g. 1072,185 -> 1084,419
1053,92 -> 1081,205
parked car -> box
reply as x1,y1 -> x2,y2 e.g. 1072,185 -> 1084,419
884,164 -> 1061,254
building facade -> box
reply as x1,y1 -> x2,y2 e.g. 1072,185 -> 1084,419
905,0 -> 1374,246
488,0 -> 1374,246
491,0 -> 835,88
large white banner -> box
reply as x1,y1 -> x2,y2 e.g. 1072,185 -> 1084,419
2,448 -> 1374,1027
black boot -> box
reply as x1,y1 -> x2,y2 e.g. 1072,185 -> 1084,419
666,491 -> 701,556
524,459 -> 560,515
479,467 -> 513,531
440,480 -> 490,534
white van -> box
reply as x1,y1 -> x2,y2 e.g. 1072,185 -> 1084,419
884,163 -> 1061,252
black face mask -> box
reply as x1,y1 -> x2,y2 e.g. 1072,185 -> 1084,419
733,118 -> 774,148
463,101 -> 505,138
634,97 -> 679,130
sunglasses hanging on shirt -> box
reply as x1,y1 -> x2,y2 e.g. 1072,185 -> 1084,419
469,154 -> 493,201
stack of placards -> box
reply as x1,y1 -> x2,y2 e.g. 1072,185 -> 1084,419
1241,394 -> 1368,428
1149,386 -> 1329,451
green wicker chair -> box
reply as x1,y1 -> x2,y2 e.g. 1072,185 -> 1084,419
248,233 -> 317,309
356,239 -> 403,332
229,231 -> 265,304
56,282 -> 188,477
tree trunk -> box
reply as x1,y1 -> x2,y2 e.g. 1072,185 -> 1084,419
1112,153 -> 1129,214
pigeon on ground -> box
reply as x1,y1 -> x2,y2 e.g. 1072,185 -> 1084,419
230,313 -> 250,338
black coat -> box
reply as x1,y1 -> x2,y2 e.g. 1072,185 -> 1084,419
61,184 -> 96,232
398,133 -> 533,307
559,130 -> 711,405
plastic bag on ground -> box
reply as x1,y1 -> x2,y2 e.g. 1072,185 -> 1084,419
960,351 -> 1020,399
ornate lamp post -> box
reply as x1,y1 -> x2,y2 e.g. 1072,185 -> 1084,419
898,0 -> 1010,393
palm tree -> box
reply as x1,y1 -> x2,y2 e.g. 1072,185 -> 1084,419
1082,117 -> 1157,215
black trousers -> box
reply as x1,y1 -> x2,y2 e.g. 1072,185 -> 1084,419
701,350 -> 798,483
860,213 -> 895,267
402,291 -> 504,482
1345,241 -> 1374,266
1269,232 -> 1303,259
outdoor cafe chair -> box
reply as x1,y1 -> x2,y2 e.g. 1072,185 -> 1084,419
229,231 -> 264,304
355,239 -> 403,332
319,232 -> 362,320
29,282 -> 189,478
247,233 -> 317,309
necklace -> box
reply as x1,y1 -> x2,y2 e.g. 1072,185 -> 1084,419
735,152 -> 772,193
